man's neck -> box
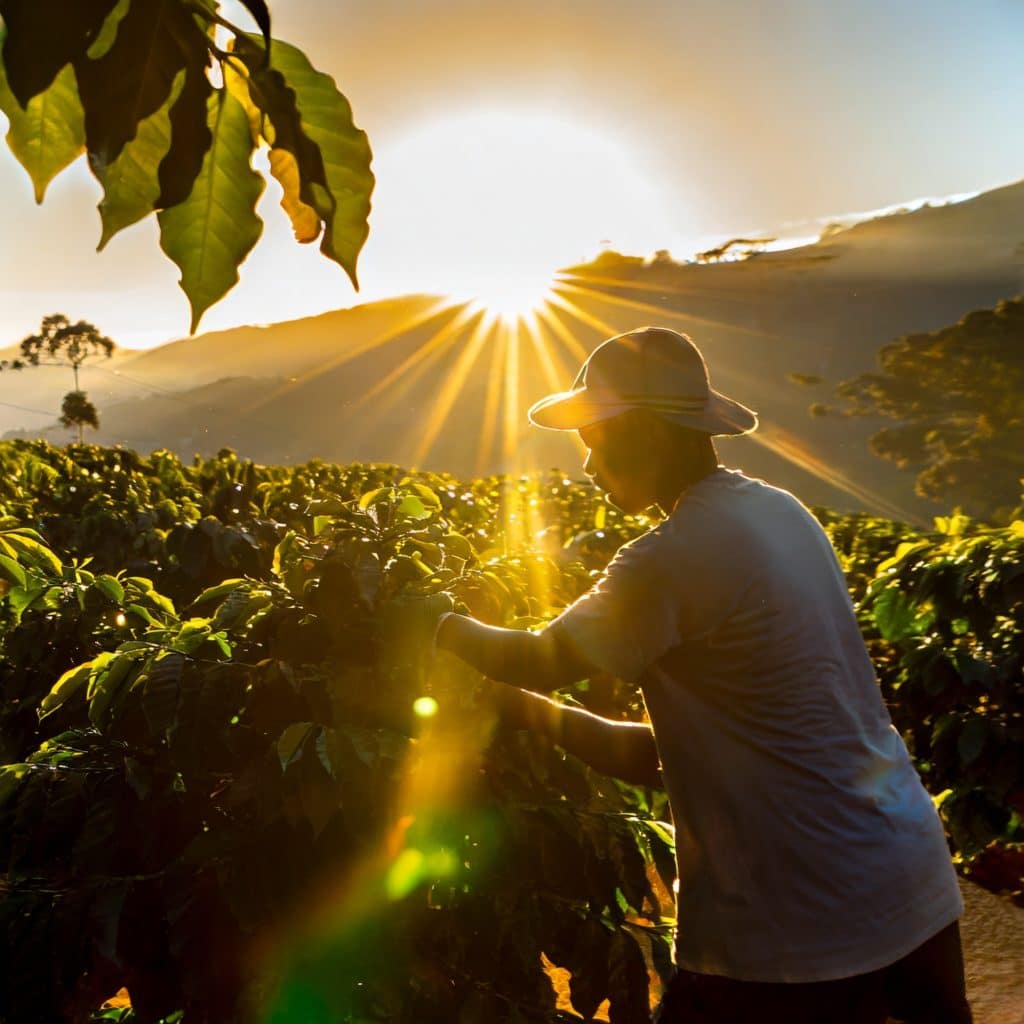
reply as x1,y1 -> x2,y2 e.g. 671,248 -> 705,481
658,461 -> 722,516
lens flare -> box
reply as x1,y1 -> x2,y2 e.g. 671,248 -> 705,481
412,695 -> 439,718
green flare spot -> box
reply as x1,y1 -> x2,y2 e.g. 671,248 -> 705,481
386,848 -> 425,901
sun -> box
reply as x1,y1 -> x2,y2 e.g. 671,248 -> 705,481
464,270 -> 562,324
362,106 -> 674,317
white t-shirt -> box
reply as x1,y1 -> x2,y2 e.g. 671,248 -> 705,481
549,466 -> 963,983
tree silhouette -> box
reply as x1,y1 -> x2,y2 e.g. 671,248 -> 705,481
2,313 -> 115,443
59,390 -> 100,442
836,297 -> 1024,522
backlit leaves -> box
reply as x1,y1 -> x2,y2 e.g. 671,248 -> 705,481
0,0 -> 118,106
0,0 -> 374,331
158,89 -> 265,333
259,39 -> 373,287
95,70 -> 184,249
0,29 -> 85,202
72,0 -> 209,169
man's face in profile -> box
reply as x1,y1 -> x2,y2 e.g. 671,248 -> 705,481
578,415 -> 657,514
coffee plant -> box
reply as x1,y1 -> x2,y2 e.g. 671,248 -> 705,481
0,440 -> 1021,1023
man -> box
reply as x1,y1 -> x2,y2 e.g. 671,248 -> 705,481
432,327 -> 969,1023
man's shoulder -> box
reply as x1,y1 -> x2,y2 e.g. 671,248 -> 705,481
677,466 -> 813,520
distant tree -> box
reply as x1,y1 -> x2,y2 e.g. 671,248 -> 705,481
59,390 -> 100,442
836,297 -> 1024,522
694,237 -> 775,263
2,313 -> 115,443
14,313 -> 114,389
0,0 -> 374,332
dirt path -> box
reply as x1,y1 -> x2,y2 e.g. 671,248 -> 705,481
959,878 -> 1024,1024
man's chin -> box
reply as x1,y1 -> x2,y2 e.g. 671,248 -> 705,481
605,491 -> 643,515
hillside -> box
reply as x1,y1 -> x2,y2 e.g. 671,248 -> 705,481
5,179 -> 1024,521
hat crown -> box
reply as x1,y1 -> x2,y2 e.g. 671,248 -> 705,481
578,327 -> 710,400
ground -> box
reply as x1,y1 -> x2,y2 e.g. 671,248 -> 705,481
959,878 -> 1024,1024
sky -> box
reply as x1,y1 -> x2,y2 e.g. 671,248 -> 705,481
2,0 -> 1024,349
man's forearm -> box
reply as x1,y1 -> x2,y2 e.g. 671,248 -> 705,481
488,682 -> 662,788
436,613 -> 591,693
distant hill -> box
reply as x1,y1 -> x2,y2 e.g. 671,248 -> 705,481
6,180 -> 1024,523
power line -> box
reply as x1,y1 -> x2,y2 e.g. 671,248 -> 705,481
0,399 -> 58,417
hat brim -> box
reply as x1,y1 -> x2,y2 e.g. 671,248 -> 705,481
527,387 -> 758,436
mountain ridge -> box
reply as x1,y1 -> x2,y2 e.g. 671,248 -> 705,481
4,179 -> 1023,522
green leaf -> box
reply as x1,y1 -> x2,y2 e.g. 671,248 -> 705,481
143,588 -> 176,616
271,40 -> 373,287
155,51 -> 213,208
38,661 -> 96,719
169,618 -> 213,654
871,587 -> 928,642
1,529 -> 63,575
240,36 -> 373,288
73,0 -> 207,167
0,0 -> 118,108
88,654 -> 139,728
358,486 -> 391,509
94,68 -> 184,249
191,578 -> 247,606
158,88 -> 265,332
126,602 -> 162,627
94,573 -> 125,605
278,722 -> 314,771
0,552 -> 26,588
86,0 -> 132,60
398,494 -> 429,520
0,31 -> 85,202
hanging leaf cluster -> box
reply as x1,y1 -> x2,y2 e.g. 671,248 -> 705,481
0,0 -> 374,332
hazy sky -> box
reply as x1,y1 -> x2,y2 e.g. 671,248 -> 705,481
2,0 -> 1023,348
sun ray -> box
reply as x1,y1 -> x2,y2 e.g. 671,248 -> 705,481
747,425 -> 924,524
561,267 -> 791,302
556,278 -> 784,340
533,303 -> 589,363
501,319 -> 522,469
411,315 -> 498,466
351,302 -> 480,412
235,297 -> 456,419
546,289 -> 623,340
524,313 -> 588,460
475,328 -> 508,476
524,314 -> 572,395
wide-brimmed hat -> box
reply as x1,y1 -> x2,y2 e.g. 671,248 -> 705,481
527,326 -> 758,435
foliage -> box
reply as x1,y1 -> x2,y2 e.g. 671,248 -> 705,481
0,443 -> 666,1024
857,516 -> 1024,896
0,1 -> 374,331
0,441 -> 1021,1023
836,297 -> 1024,523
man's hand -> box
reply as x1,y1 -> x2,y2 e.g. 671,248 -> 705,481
378,591 -> 456,688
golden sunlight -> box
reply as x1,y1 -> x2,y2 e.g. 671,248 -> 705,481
367,106 -> 674,310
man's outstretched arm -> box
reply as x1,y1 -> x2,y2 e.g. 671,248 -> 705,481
436,613 -> 594,693
437,613 -> 662,787
485,681 -> 662,788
